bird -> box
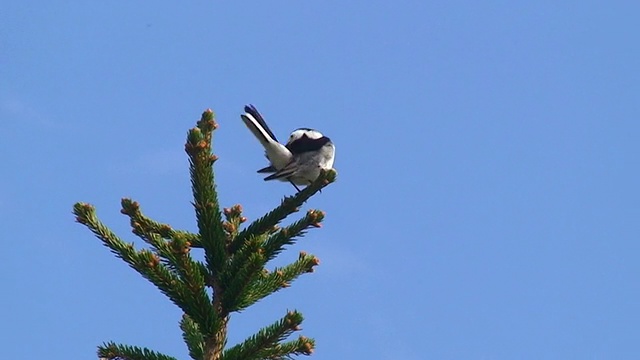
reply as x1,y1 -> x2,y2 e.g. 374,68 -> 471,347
240,104 -> 335,192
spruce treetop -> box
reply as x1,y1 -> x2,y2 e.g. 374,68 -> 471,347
74,109 -> 336,360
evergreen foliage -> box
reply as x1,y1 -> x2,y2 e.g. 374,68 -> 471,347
73,109 -> 336,360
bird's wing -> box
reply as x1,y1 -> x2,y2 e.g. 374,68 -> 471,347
257,165 -> 277,173
263,159 -> 298,181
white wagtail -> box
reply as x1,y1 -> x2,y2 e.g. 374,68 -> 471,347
240,104 -> 335,191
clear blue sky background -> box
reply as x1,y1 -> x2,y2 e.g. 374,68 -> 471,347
2,1 -> 639,359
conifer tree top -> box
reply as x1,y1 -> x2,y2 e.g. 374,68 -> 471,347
74,109 -> 336,360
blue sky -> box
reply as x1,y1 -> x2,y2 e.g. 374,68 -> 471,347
2,1 -> 639,359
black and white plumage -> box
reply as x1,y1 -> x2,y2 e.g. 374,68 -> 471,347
240,105 -> 335,191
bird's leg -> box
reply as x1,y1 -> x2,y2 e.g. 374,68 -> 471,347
288,179 -> 302,192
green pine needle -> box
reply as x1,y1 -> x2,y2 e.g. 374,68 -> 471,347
222,311 -> 311,360
120,197 -> 200,250
186,110 -> 226,275
180,314 -> 205,360
229,169 -> 336,255
222,251 -> 266,312
98,342 -> 178,360
232,253 -> 319,312
261,209 -> 325,262
73,202 -> 220,337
